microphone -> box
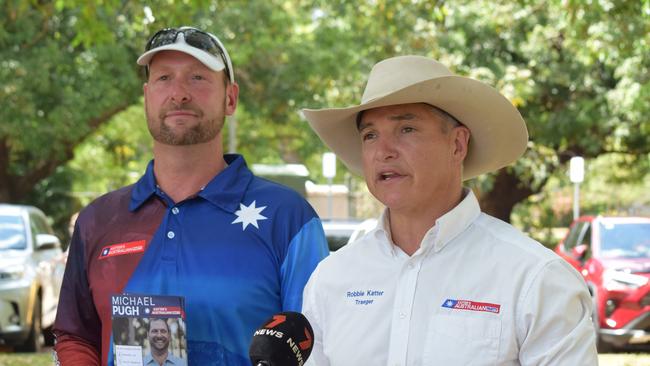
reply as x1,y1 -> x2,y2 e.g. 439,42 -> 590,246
249,311 -> 314,366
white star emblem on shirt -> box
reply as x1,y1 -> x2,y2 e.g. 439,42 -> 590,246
232,200 -> 268,230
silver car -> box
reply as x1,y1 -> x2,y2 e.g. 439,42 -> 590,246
0,204 -> 66,352
322,218 -> 378,251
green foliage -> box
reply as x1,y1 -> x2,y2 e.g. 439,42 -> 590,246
0,1 -> 142,200
1,0 -> 648,234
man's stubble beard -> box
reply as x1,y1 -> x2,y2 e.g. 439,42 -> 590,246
146,100 -> 226,146
150,338 -> 168,352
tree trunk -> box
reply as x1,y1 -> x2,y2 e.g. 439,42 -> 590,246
477,169 -> 536,223
0,138 -> 13,202
0,103 -> 132,203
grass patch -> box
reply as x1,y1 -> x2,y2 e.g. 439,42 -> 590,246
0,352 -> 54,366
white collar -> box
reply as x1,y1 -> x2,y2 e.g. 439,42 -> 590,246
372,189 -> 481,257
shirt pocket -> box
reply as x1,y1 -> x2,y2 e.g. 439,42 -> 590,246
422,312 -> 501,365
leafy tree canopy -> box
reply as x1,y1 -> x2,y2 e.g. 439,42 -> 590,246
1,0 -> 648,241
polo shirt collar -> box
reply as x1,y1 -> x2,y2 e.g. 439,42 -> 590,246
129,154 -> 252,213
372,189 -> 481,256
198,154 -> 253,213
130,161 -> 158,211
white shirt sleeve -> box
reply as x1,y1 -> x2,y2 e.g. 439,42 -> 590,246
517,258 -> 598,365
302,266 -> 330,366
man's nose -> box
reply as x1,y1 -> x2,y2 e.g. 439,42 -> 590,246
375,135 -> 398,161
170,79 -> 191,105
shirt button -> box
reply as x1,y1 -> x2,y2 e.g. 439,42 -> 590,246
399,312 -> 406,319
408,263 -> 415,269
171,207 -> 179,215
167,231 -> 175,239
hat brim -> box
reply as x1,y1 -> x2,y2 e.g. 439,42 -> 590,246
137,43 -> 226,72
302,75 -> 528,181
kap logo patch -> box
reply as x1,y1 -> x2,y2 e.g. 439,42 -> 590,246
98,240 -> 146,260
442,299 -> 501,314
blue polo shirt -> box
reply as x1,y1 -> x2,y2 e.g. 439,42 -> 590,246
54,154 -> 329,366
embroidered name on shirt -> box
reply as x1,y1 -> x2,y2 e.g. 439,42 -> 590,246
347,289 -> 384,305
442,299 -> 501,314
98,240 -> 146,260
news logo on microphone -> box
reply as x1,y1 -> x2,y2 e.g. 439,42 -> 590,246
249,311 -> 314,366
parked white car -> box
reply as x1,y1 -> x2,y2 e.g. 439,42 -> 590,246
0,204 -> 66,352
322,218 -> 378,251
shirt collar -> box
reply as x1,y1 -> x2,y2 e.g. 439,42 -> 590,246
130,160 -> 158,211
373,209 -> 399,257
372,189 -> 481,256
428,188 -> 481,253
198,154 -> 253,213
129,154 -> 253,213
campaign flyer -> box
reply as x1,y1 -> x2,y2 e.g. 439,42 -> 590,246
111,293 -> 188,366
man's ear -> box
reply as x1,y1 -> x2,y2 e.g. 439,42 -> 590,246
225,82 -> 239,116
452,126 -> 471,162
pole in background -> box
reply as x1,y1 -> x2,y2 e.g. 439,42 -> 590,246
322,152 -> 336,219
569,156 -> 584,220
228,115 -> 237,153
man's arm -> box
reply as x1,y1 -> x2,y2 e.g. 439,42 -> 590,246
53,221 -> 102,364
279,217 -> 329,311
53,334 -> 101,365
517,258 -> 598,365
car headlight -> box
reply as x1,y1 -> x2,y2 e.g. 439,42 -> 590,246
0,264 -> 25,280
603,269 -> 649,290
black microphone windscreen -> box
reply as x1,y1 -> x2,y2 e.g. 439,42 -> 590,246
249,311 -> 314,366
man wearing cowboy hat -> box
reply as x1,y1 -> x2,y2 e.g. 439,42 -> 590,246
301,56 -> 597,365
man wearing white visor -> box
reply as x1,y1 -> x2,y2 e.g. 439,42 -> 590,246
53,26 -> 328,366
301,55 -> 597,365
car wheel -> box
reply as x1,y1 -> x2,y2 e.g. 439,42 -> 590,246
16,296 -> 44,353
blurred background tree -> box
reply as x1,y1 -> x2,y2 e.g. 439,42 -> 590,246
1,0 -> 648,244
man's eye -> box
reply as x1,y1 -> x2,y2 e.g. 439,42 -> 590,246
192,75 -> 205,80
402,126 -> 414,133
157,75 -> 169,81
362,132 -> 376,141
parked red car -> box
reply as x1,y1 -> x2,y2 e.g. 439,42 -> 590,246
555,216 -> 650,351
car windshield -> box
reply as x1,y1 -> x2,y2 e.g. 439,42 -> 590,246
0,214 -> 27,250
599,222 -> 650,259
322,219 -> 363,251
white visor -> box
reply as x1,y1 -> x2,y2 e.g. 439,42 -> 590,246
137,30 -> 234,82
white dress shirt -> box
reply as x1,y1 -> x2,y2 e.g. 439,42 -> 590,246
303,191 -> 597,366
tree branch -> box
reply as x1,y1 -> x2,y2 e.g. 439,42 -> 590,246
12,102 -> 134,199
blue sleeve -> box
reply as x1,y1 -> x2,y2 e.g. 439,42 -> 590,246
280,217 -> 329,311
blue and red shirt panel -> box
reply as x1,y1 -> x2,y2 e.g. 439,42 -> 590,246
53,154 -> 329,365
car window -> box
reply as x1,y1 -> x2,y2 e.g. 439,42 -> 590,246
564,222 -> 587,251
599,222 -> 650,259
579,224 -> 592,261
30,212 -> 52,235
0,214 -> 27,250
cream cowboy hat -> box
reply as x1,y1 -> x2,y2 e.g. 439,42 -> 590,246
302,55 -> 528,181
